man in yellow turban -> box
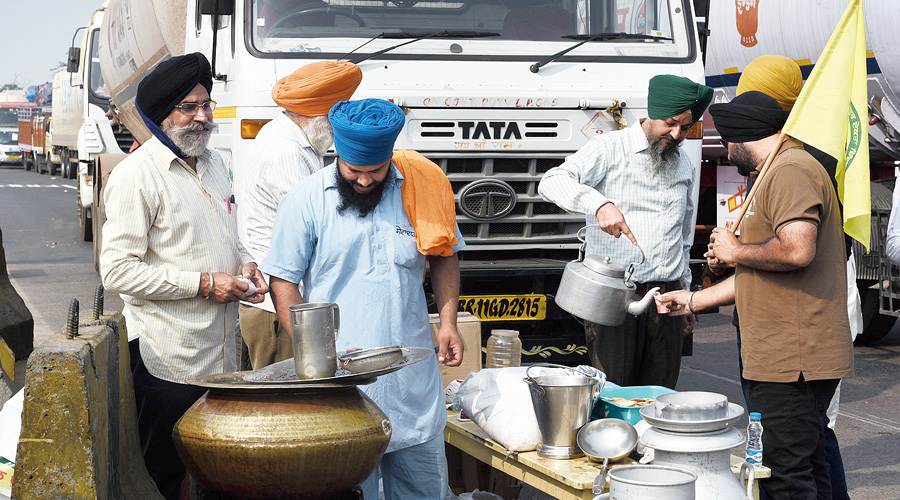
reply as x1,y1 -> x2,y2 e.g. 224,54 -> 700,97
236,61 -> 361,370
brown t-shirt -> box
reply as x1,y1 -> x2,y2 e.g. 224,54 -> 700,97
735,139 -> 854,383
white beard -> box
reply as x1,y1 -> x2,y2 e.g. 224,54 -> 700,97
301,115 -> 334,156
163,120 -> 218,157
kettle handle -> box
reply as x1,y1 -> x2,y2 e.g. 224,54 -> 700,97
576,224 -> 646,276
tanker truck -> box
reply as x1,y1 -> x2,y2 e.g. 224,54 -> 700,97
697,0 -> 900,344
56,1 -> 134,242
95,0 -> 707,364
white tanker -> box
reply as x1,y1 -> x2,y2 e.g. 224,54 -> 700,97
699,0 -> 900,342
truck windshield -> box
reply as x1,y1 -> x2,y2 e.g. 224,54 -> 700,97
0,109 -> 17,128
89,30 -> 110,100
249,0 -> 691,60
0,132 -> 17,145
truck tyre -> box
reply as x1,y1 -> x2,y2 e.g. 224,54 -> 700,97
50,161 -> 58,177
61,150 -> 69,178
854,286 -> 897,344
76,188 -> 93,242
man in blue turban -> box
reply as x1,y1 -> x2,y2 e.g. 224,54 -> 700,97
262,98 -> 465,500
539,75 -> 713,389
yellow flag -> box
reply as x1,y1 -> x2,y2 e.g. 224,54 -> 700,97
782,0 -> 870,250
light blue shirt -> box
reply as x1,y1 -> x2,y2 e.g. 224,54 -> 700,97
261,162 -> 465,452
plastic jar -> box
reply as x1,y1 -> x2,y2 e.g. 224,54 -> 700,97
485,329 -> 522,368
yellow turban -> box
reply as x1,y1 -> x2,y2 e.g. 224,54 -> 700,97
737,55 -> 803,111
271,61 -> 362,116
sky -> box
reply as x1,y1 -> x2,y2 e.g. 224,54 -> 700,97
0,0 -> 104,89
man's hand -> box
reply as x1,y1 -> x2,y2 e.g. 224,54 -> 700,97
240,262 -> 269,303
708,227 -> 742,266
201,268 -> 266,304
657,290 -> 693,316
596,203 -> 638,246
683,312 -> 696,337
436,324 -> 464,367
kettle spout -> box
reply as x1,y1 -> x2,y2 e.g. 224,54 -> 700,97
626,286 -> 660,316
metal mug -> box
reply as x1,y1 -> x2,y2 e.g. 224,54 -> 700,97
289,302 -> 340,379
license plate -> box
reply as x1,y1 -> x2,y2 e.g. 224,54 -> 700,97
458,294 -> 547,322
8,155 -> 19,160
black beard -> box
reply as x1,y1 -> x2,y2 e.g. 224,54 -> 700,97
730,143 -> 758,177
335,167 -> 393,218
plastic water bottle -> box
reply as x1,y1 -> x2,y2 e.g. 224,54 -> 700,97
484,329 -> 522,368
746,412 -> 763,467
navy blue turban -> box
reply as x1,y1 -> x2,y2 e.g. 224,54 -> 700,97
329,98 -> 405,166
136,52 -> 213,126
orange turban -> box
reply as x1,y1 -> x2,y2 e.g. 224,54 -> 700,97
271,61 -> 362,116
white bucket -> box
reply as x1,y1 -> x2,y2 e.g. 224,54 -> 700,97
594,465 -> 697,500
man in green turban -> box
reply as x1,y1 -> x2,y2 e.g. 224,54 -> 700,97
539,74 -> 713,389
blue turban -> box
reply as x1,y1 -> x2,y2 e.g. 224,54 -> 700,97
329,98 -> 405,166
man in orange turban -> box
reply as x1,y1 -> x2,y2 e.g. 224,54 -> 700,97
236,61 -> 361,370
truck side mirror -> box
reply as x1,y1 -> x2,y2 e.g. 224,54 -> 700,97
67,47 -> 81,73
199,0 -> 234,16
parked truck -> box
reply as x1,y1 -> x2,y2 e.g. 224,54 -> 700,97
94,0 -> 707,363
57,1 -> 133,242
697,0 -> 900,343
0,105 -> 21,166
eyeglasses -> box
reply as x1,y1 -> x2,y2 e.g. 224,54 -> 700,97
718,138 -> 729,148
173,100 -> 217,115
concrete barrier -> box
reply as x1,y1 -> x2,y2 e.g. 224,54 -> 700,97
0,227 -> 34,361
12,311 -> 163,499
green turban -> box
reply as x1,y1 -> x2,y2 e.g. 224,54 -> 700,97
647,74 -> 714,123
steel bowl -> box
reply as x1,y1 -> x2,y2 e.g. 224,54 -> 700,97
577,418 -> 638,463
338,346 -> 403,373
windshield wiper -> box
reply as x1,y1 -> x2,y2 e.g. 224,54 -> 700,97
529,32 -> 672,73
343,30 -> 500,64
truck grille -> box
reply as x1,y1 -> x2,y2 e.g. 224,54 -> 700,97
423,154 -> 583,245
113,128 -> 135,153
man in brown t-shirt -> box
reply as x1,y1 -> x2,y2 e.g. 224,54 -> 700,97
660,91 -> 854,499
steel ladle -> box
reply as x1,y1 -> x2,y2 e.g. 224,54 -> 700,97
576,418 -> 639,495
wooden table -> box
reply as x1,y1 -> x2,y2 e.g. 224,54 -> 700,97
444,410 -> 769,500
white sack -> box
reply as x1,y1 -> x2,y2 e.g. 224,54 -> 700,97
456,367 -> 541,452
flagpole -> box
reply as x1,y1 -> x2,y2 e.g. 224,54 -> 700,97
710,131 -> 786,265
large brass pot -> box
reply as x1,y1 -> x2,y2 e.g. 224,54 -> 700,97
173,386 -> 391,500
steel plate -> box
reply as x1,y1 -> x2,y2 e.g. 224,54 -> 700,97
639,402 -> 745,433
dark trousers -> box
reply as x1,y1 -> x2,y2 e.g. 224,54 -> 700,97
735,316 -> 850,500
748,377 -> 840,500
130,340 -> 207,500
584,283 -> 684,389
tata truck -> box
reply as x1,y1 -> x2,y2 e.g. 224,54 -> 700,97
698,0 -> 900,343
56,2 -> 133,242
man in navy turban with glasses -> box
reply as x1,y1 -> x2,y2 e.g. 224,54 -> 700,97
262,98 -> 465,500
100,52 -> 267,499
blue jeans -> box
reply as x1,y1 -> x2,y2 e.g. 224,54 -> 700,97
359,433 -> 449,500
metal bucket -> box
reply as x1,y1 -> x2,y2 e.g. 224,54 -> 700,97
524,364 -> 603,459
594,465 -> 697,500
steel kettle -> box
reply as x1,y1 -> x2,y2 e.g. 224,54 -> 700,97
555,225 -> 658,326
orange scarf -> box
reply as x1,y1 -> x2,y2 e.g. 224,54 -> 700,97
392,150 -> 458,256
